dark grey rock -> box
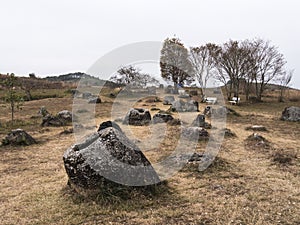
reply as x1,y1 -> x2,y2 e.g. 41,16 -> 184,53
63,123 -> 160,188
222,128 -> 236,138
88,97 -> 101,104
182,127 -> 209,141
82,92 -> 92,99
98,121 -> 122,132
163,96 -> 175,105
281,106 -> 300,122
2,129 -> 36,146
188,153 -> 204,162
204,106 -> 231,118
153,113 -> 174,124
171,100 -> 199,112
41,114 -> 65,127
123,108 -> 151,126
57,110 -> 72,123
39,108 -> 72,126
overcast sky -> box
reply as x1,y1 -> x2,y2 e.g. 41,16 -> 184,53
1,0 -> 299,88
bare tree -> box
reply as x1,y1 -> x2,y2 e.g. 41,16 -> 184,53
208,44 -> 231,99
241,40 -> 258,101
160,37 -> 194,93
251,39 -> 286,101
210,41 -> 250,101
278,69 -> 293,102
190,44 -> 215,98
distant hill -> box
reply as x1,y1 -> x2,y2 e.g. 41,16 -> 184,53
44,72 -> 118,87
0,72 -> 120,91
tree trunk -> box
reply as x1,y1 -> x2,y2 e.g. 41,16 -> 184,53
236,81 -> 240,100
255,79 -> 259,100
229,82 -> 233,100
257,83 -> 264,102
225,84 -> 231,100
199,88 -> 204,100
245,81 -> 250,101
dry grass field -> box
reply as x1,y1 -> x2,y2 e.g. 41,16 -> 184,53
0,87 -> 299,225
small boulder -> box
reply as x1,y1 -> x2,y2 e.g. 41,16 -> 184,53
123,108 -> 151,126
204,106 -> 236,117
2,129 -> 36,146
222,128 -> 236,138
171,100 -> 199,112
63,122 -> 160,189
188,153 -> 203,162
41,115 -> 65,127
182,127 -> 209,141
57,110 -> 73,123
153,113 -> 174,124
281,106 -> 300,122
163,96 -> 175,105
82,92 -> 93,99
88,97 -> 101,104
98,121 -> 122,132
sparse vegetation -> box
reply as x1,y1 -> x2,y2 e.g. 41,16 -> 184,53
0,78 -> 299,224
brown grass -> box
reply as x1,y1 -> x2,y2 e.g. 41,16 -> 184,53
0,89 -> 300,225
